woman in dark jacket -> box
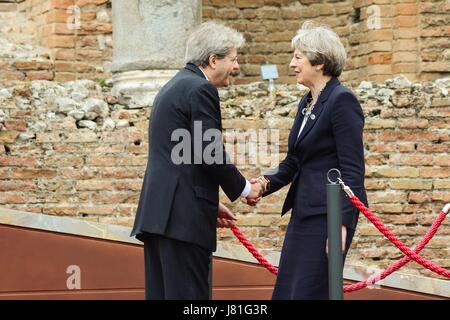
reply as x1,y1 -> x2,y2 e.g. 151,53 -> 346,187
252,21 -> 368,299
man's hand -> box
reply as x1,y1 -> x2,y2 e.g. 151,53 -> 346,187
245,178 -> 262,206
247,179 -> 262,199
325,225 -> 347,255
217,202 -> 238,228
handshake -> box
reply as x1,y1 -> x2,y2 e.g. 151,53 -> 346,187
243,176 -> 270,206
217,176 -> 270,228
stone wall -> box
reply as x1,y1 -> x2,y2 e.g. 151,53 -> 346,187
0,76 -> 448,278
1,0 -> 449,84
0,0 -> 113,82
203,0 -> 355,84
419,1 -> 450,81
0,0 -> 54,82
203,0 -> 450,85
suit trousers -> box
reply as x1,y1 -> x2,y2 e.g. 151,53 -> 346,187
272,214 -> 355,300
138,232 -> 211,300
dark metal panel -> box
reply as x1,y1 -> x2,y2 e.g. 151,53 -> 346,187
212,258 -> 276,287
0,224 -> 144,292
0,290 -> 144,300
0,223 -> 445,300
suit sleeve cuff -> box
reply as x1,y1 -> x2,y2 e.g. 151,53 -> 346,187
240,179 -> 251,197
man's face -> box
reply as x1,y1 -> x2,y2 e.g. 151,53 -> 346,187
211,47 -> 240,87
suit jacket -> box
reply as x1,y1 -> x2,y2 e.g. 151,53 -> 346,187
264,77 -> 368,229
131,63 -> 246,251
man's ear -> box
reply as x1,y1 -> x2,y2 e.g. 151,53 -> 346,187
208,54 -> 217,69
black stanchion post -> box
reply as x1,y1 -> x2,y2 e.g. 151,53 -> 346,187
327,182 -> 343,300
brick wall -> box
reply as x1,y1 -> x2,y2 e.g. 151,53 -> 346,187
203,0 -> 450,85
0,0 -> 54,82
203,0 -> 355,84
0,77 -> 448,278
0,0 -> 449,279
0,80 -> 145,221
1,0 -> 448,84
13,0 -> 113,82
419,1 -> 450,81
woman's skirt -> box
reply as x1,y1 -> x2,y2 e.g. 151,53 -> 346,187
272,214 -> 355,300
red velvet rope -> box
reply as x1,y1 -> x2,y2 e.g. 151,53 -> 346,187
348,196 -> 450,278
231,202 -> 449,292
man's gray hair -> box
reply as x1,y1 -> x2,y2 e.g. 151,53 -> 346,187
291,21 -> 347,77
185,21 -> 245,67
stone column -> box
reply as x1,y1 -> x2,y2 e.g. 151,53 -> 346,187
111,0 -> 201,107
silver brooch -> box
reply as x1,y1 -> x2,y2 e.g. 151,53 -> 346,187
310,114 -> 316,120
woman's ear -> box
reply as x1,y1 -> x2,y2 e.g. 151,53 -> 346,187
315,64 -> 324,72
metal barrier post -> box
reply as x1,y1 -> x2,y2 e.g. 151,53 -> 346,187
208,254 -> 213,299
327,181 -> 343,300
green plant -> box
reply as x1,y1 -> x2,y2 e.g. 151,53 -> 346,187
96,78 -> 107,88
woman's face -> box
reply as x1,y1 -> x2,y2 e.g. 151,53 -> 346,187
289,49 -> 316,87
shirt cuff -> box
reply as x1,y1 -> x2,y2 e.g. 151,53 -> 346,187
240,179 -> 251,197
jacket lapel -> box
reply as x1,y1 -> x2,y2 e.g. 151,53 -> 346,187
288,95 -> 308,150
294,77 -> 340,148
295,100 -> 325,146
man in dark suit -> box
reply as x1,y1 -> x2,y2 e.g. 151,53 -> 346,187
131,21 -> 262,300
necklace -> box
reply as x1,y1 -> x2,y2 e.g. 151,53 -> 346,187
301,84 -> 326,120
301,97 -> 316,118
